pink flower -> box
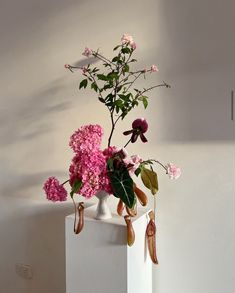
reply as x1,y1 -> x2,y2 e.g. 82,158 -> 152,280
81,66 -> 88,75
121,34 -> 134,45
130,42 -> 137,50
82,47 -> 93,57
64,64 -> 70,69
69,124 -> 103,154
166,163 -> 181,179
43,177 -> 67,202
124,154 -> 142,174
151,64 -> 158,72
103,146 -> 117,159
123,118 -> 148,143
69,150 -> 112,198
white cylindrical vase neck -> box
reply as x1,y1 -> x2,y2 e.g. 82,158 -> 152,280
95,190 -> 112,220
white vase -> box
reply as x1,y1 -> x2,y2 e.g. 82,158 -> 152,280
95,190 -> 112,220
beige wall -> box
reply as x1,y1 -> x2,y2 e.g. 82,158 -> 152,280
0,0 -> 235,292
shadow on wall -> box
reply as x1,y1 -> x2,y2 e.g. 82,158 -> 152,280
0,56 -> 99,149
147,0 -> 235,142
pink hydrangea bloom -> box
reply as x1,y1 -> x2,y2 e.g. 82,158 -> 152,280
82,47 -> 93,57
69,150 -> 112,198
69,124 -> 103,154
43,177 -> 67,202
166,163 -> 181,179
151,64 -> 159,72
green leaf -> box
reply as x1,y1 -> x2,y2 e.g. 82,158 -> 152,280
98,97 -> 105,103
79,79 -> 88,89
114,99 -> 123,107
141,167 -> 158,195
113,45 -> 121,51
91,82 -> 98,92
108,165 -> 135,208
112,56 -> 120,62
107,72 -> 118,80
70,179 -> 82,198
130,59 -> 137,62
97,74 -> 108,81
121,47 -> 131,54
123,64 -> 129,73
134,167 -> 141,177
142,96 -> 148,109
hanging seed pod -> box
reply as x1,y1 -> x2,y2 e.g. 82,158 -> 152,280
75,202 -> 85,234
117,199 -> 125,216
134,183 -> 148,206
146,210 -> 158,264
124,215 -> 135,246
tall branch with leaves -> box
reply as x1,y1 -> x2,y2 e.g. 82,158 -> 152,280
65,37 -> 170,147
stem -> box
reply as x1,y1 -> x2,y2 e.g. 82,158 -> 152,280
125,71 -> 142,92
62,179 -> 70,186
139,82 -> 170,96
145,159 -> 168,172
107,113 -> 122,147
124,138 -> 132,148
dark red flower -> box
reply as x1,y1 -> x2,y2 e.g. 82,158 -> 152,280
123,118 -> 148,143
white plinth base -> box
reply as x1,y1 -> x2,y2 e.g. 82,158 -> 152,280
66,205 -> 152,293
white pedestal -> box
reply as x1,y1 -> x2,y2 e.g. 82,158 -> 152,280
66,205 -> 152,293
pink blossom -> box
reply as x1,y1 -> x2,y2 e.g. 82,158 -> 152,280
82,47 -> 93,57
103,146 -> 117,159
150,64 -> 159,72
124,154 -> 142,173
69,124 -> 103,154
130,42 -> 137,50
166,163 -> 181,179
69,150 -> 112,198
64,64 -> 70,69
43,177 -> 67,202
121,34 -> 134,45
81,66 -> 88,75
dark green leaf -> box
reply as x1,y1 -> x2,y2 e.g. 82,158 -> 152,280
121,47 -> 131,54
113,45 -> 121,51
70,179 -> 82,198
91,82 -> 98,92
79,79 -> 88,89
114,99 -> 123,107
134,167 -> 141,177
108,165 -> 135,208
99,97 -> 105,103
97,74 -> 108,81
123,64 -> 129,73
112,56 -> 120,62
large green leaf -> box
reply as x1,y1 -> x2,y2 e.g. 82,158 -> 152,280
141,167 -> 158,195
108,164 -> 135,208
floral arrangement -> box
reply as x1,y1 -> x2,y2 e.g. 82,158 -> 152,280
43,34 -> 181,264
